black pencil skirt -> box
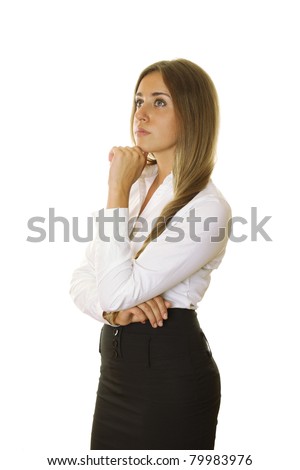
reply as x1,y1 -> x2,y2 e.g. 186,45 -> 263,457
90,308 -> 221,450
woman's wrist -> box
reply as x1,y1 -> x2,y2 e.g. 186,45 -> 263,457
103,311 -> 120,326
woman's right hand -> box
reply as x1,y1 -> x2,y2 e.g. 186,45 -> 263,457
115,296 -> 171,328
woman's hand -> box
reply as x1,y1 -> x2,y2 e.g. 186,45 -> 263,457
108,146 -> 148,191
115,296 -> 171,328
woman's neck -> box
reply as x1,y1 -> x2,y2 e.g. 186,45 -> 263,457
154,158 -> 173,185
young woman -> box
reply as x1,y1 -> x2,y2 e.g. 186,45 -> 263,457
70,59 -> 232,450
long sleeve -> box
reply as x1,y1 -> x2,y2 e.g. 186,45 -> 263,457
93,197 -> 231,312
69,239 -> 111,324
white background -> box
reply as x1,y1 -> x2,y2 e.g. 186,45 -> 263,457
1,1 -> 299,468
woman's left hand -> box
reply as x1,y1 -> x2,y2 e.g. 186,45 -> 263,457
114,296 -> 171,328
108,146 -> 148,191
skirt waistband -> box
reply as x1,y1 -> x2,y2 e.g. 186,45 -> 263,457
99,308 -> 212,367
110,308 -> 200,336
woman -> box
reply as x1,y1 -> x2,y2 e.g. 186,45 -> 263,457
70,58 -> 232,450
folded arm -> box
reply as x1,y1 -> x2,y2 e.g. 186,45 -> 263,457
94,198 -> 231,312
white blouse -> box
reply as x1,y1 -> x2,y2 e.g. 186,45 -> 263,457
69,164 -> 232,323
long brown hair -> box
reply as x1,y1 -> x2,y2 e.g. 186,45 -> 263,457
130,59 -> 219,259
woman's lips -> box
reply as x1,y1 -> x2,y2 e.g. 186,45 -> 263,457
135,128 -> 150,136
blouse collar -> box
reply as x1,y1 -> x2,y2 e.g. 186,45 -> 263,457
141,163 -> 173,187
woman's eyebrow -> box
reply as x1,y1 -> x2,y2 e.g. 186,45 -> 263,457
135,91 -> 171,98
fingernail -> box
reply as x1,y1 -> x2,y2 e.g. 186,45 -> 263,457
158,320 -> 163,327
153,322 -> 157,328
162,312 -> 168,320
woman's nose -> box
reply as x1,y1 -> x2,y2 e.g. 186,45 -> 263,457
135,105 -> 149,122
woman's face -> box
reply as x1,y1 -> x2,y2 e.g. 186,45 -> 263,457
133,71 -> 178,159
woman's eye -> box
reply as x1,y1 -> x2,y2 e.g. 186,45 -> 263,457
135,99 -> 143,108
155,99 -> 166,107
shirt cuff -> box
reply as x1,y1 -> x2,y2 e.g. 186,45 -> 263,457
92,208 -> 130,242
